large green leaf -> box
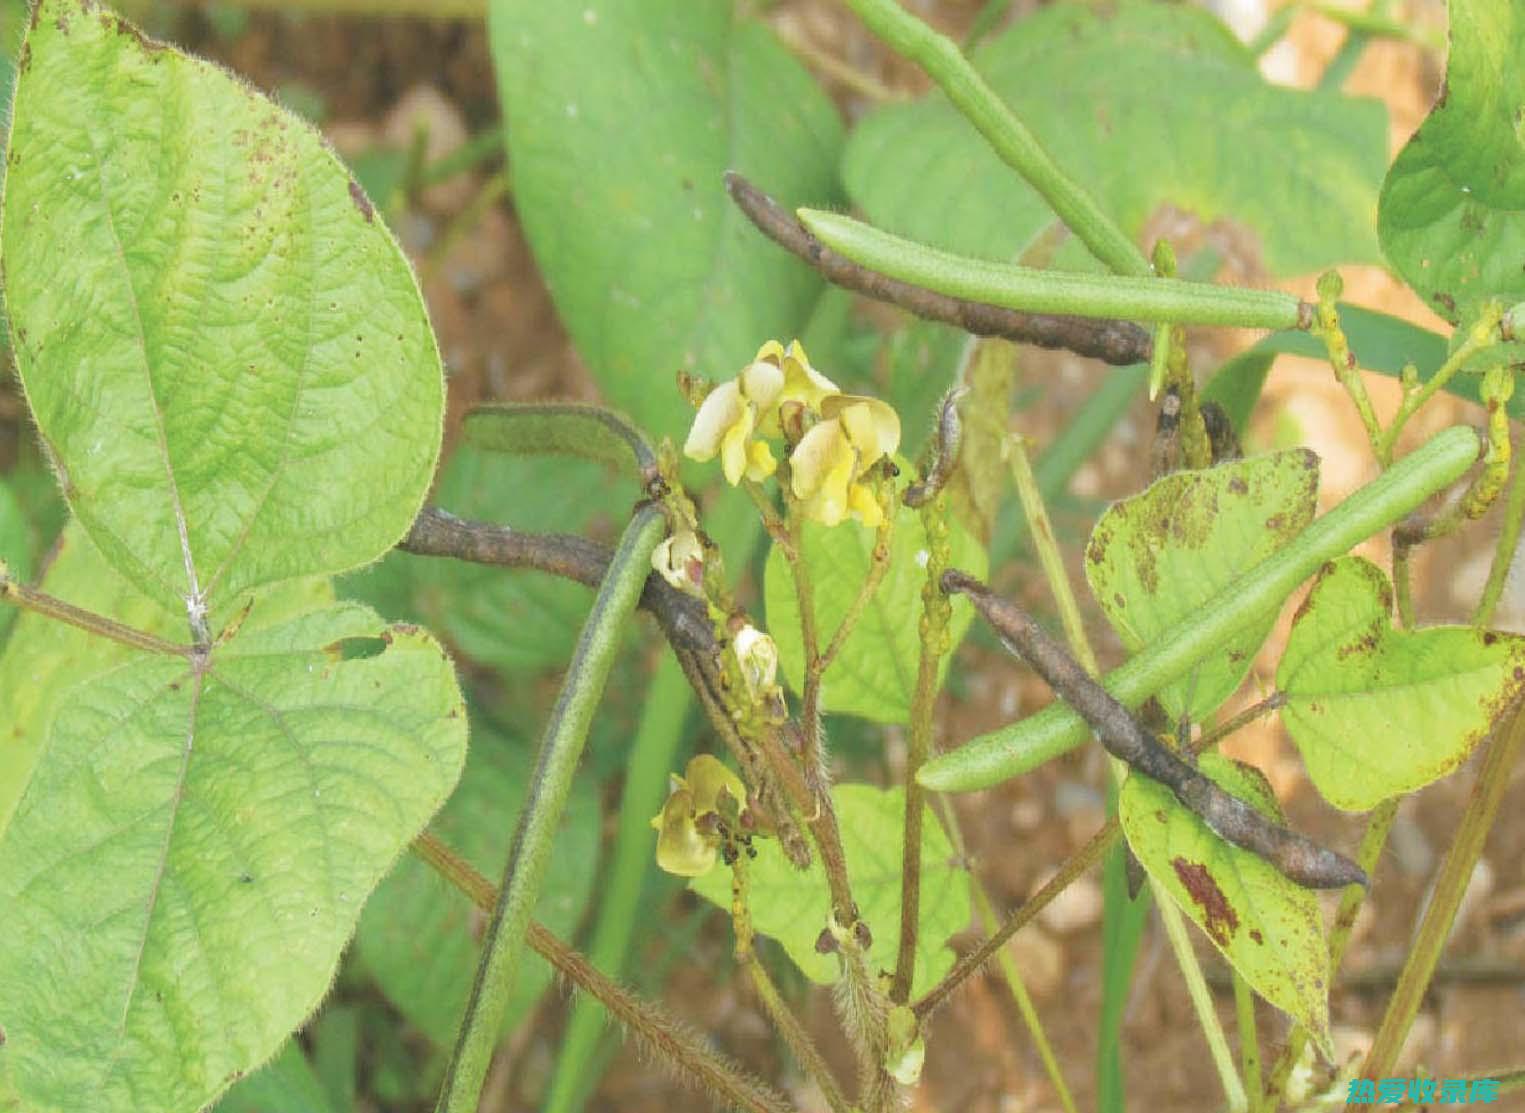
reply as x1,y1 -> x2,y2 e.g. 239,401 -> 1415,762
1086,450 -> 1320,721
0,7 -> 465,1111
843,1 -> 1387,277
0,600 -> 466,1113
342,445 -> 633,673
689,783 -> 968,999
1378,0 -> 1525,323
356,723 -> 599,1046
2,0 -> 444,623
764,493 -> 987,724
1276,556 -> 1525,812
487,0 -> 843,440
1120,754 -> 1331,1055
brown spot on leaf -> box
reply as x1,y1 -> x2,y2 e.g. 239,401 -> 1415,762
1434,291 -> 1457,317
1172,857 -> 1238,946
1250,929 -> 1264,945
1228,476 -> 1248,495
1483,632 -> 1498,646
349,178 -> 374,222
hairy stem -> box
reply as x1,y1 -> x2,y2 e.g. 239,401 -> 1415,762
436,507 -> 666,1113
412,833 -> 796,1113
799,209 -> 1307,329
0,571 -> 193,658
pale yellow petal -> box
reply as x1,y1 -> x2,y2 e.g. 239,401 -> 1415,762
780,339 -> 840,410
805,444 -> 856,527
684,380 -> 743,462
740,359 -> 785,408
652,787 -> 717,877
825,394 -> 901,468
789,418 -> 848,500
719,403 -> 757,486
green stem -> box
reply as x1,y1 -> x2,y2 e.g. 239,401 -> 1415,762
1006,435 -> 1099,675
1159,895 -> 1247,1112
1233,970 -> 1263,1113
799,210 -> 1305,329
840,0 -> 1149,277
920,425 -> 1483,792
435,506 -> 666,1113
1374,315 -> 1500,465
1359,701 -> 1525,1081
1475,439 -> 1525,628
543,651 -> 693,1113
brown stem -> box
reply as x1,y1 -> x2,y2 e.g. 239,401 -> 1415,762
914,818 -> 1119,1021
400,507 -> 713,654
411,832 -> 797,1113
724,172 -> 1152,366
943,569 -> 1365,891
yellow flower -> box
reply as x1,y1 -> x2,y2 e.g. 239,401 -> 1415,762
650,755 -> 748,877
683,358 -> 785,485
752,340 -> 840,435
789,395 -> 901,528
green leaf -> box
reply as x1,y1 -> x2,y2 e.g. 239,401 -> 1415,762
2,0 -> 444,623
0,599 -> 466,1113
343,445 -> 634,673
1276,556 -> 1525,812
1120,754 -> 1331,1054
1086,450 -> 1320,721
689,783 -> 969,999
764,494 -> 988,724
213,1041 -> 335,1113
356,722 -> 599,1046
487,0 -> 843,440
1378,0 -> 1525,323
843,1 -> 1387,277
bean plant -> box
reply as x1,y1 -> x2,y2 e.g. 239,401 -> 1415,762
0,0 -> 1521,1111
